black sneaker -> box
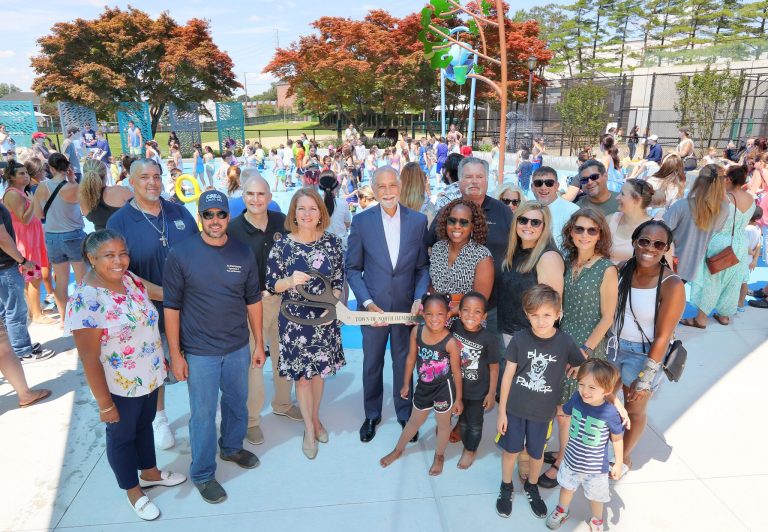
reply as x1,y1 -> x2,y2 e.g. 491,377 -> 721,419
524,480 -> 547,518
495,481 -> 514,517
220,449 -> 260,469
196,479 -> 227,504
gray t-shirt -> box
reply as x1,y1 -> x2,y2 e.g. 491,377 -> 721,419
577,190 -> 620,217
663,198 -> 729,282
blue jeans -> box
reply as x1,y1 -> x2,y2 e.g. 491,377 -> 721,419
0,267 -> 32,356
186,344 -> 250,484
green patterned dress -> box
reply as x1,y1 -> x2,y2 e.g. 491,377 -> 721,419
558,257 -> 615,404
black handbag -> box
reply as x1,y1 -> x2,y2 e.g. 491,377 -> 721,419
627,271 -> 687,383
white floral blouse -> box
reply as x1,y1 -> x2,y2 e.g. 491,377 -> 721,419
64,273 -> 166,397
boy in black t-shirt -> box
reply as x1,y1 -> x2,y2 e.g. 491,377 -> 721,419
451,292 -> 499,470
495,285 -> 586,520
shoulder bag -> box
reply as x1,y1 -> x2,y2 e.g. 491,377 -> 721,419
627,270 -> 688,382
705,194 -> 739,274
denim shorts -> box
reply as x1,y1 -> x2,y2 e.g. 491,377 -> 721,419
45,229 -> 86,264
610,338 -> 664,392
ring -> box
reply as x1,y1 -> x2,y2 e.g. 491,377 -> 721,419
175,174 -> 202,203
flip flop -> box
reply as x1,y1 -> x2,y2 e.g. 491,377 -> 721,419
712,313 -> 730,325
679,318 -> 706,329
19,389 -> 51,408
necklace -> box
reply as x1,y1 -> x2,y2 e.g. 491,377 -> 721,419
572,253 -> 596,280
132,199 -> 168,247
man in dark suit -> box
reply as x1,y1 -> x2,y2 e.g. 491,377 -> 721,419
346,166 -> 429,443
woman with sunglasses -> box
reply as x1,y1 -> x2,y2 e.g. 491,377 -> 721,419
538,207 -> 618,489
684,165 -> 755,327
495,184 -> 525,213
609,220 -> 685,474
663,165 -> 730,284
606,179 -> 654,264
429,199 -> 493,317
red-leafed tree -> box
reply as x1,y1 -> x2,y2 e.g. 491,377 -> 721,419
31,7 -> 239,135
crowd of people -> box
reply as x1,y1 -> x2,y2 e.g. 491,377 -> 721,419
0,120 -> 766,530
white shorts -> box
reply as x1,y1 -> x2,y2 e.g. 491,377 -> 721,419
557,461 -> 610,503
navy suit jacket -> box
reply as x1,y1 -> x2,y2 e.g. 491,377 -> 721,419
345,204 -> 430,312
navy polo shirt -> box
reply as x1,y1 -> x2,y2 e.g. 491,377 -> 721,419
163,234 -> 262,356
106,198 -> 198,332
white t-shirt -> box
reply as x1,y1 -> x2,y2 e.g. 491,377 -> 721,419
746,224 -> 761,251
282,148 -> 294,166
328,197 -> 351,243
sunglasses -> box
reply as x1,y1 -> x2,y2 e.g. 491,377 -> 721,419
501,198 -> 521,206
533,179 -> 556,188
572,225 -> 599,236
447,216 -> 471,227
579,173 -> 602,185
201,210 -> 228,220
636,237 -> 668,251
517,215 -> 544,228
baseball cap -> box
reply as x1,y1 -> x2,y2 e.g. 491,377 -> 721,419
648,134 -> 659,141
32,132 -> 46,139
197,190 -> 229,214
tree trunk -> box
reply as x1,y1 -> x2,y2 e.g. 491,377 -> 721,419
149,103 -> 165,137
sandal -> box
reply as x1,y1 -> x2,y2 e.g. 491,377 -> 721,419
19,389 -> 51,408
680,317 -> 706,329
537,464 -> 559,489
712,313 -> 730,325
748,298 -> 768,309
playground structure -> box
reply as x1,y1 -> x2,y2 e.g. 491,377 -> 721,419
419,0 -> 509,184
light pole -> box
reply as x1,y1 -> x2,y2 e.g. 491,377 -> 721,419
527,55 -> 537,121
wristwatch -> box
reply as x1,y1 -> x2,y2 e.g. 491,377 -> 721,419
580,344 -> 594,356
16,257 -> 27,266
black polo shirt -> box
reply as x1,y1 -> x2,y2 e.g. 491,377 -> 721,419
228,210 -> 288,288
426,194 -> 512,308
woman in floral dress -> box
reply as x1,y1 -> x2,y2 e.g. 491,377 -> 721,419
266,188 -> 345,460
65,230 -> 186,521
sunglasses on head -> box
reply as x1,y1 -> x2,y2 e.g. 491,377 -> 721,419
447,216 -> 471,227
533,179 -> 556,188
579,173 -> 601,185
501,198 -> 521,206
572,225 -> 599,236
636,237 -> 668,251
201,210 -> 228,220
517,215 -> 544,228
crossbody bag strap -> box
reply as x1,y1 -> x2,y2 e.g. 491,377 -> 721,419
727,192 -> 737,244
42,180 -> 67,223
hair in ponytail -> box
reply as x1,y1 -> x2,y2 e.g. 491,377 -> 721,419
318,171 -> 339,217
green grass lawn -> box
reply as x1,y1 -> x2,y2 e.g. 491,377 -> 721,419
47,121 -> 339,158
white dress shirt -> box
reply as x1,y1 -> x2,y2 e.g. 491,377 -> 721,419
362,204 -> 401,309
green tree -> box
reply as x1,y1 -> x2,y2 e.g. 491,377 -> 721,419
675,64 -> 745,151
605,0 -> 640,72
0,83 -> 21,98
31,7 -> 239,135
556,81 -> 608,153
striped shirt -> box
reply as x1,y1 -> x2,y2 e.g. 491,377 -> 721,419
562,393 -> 624,474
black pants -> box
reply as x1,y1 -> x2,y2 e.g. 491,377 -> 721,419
105,389 -> 159,489
459,398 -> 485,452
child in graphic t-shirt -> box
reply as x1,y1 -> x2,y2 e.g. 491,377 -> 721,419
495,284 -> 586,520
546,360 -> 625,532
380,293 -> 463,476
451,291 -> 499,470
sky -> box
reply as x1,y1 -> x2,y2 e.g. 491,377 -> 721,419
2,0 -> 557,94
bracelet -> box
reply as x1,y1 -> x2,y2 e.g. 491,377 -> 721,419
580,344 -> 594,356
17,257 -> 27,266
99,404 -> 115,414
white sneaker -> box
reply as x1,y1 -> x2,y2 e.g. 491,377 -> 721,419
128,495 -> 160,521
153,418 -> 175,450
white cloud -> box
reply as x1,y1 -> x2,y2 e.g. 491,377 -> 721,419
249,15 -> 263,22
0,50 -> 15,59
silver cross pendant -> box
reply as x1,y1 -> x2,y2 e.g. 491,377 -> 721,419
160,235 -> 168,247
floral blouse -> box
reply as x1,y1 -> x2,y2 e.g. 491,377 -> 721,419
64,273 -> 165,398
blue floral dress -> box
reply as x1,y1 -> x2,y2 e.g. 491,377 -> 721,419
64,273 -> 165,397
266,232 -> 346,381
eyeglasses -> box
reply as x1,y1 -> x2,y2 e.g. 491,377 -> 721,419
201,210 -> 228,220
636,237 -> 668,251
501,198 -> 521,206
517,215 -> 544,228
579,173 -> 602,185
533,179 -> 556,188
572,225 -> 599,236
447,216 -> 471,227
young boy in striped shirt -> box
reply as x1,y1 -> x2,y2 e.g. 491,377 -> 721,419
546,360 -> 625,532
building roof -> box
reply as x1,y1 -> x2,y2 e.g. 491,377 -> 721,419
0,92 -> 42,105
